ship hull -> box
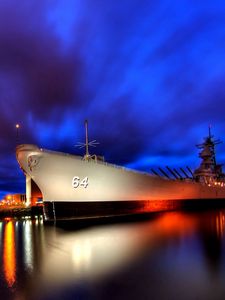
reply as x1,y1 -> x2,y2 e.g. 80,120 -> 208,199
43,199 -> 225,221
16,144 -> 225,221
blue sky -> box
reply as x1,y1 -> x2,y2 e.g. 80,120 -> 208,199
1,0 -> 225,198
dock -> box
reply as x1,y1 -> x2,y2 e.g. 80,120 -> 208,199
0,205 -> 43,218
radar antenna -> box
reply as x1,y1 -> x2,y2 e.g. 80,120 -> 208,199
75,120 -> 99,160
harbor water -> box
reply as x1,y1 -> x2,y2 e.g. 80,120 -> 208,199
1,209 -> 225,300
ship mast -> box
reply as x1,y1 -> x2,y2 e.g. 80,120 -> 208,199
208,125 -> 217,166
85,120 -> 89,158
75,120 -> 99,161
194,127 -> 224,184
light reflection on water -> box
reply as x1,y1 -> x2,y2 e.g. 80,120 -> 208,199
1,211 -> 225,299
3,221 -> 16,288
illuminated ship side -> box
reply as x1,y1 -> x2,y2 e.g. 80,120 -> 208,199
16,124 -> 225,221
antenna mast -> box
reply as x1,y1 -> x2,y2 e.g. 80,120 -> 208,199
85,120 -> 89,157
75,120 -> 99,160
208,124 -> 212,139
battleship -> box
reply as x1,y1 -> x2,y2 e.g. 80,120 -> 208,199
16,122 -> 225,221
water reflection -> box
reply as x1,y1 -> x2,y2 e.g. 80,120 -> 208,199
1,211 -> 225,299
23,220 -> 33,272
3,220 -> 16,288
198,211 -> 225,273
0,216 -> 44,300
216,212 -> 225,238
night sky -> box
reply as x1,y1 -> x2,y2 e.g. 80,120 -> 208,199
1,0 -> 225,198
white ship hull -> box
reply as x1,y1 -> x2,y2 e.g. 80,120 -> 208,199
16,144 -> 225,221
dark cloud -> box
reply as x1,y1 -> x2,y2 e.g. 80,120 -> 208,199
0,0 -> 85,125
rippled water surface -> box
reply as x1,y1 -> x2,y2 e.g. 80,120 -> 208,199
1,210 -> 225,300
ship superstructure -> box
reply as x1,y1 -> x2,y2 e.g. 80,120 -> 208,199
194,127 -> 225,185
16,126 -> 225,222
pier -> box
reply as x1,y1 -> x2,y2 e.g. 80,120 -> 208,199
0,205 -> 43,218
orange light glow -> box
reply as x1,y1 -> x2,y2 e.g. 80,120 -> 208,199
16,124 -> 20,128
155,212 -> 196,235
3,221 -> 16,287
216,212 -> 225,238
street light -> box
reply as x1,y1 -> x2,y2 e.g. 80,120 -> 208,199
16,123 -> 20,143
